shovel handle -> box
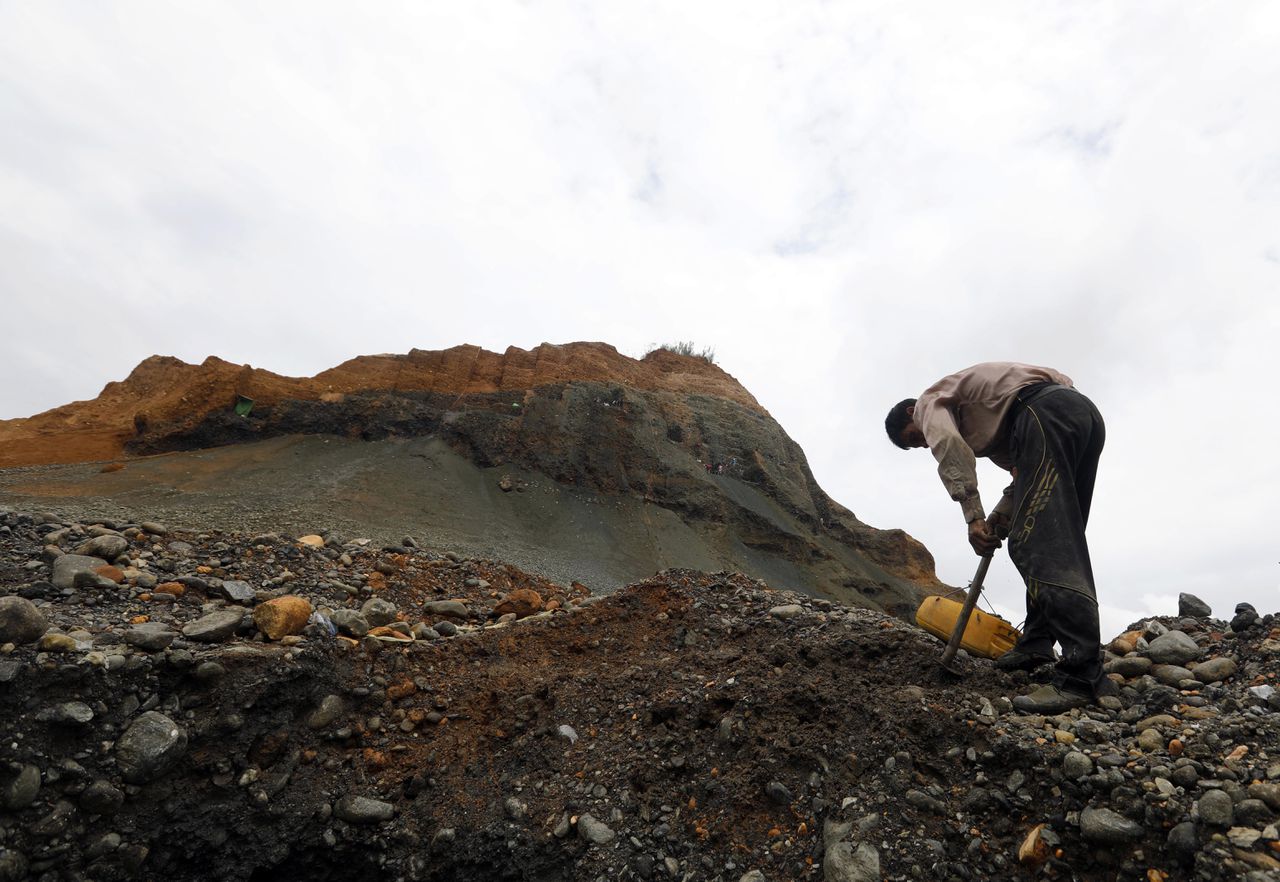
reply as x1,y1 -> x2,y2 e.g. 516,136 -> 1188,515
939,553 -> 993,668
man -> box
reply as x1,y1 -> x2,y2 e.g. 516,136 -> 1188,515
884,362 -> 1106,714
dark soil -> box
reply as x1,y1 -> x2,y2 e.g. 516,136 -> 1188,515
3,511 -> 1277,882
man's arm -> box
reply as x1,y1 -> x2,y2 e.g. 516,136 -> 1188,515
914,394 -> 985,524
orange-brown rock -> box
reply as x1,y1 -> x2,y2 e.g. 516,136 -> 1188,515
154,582 -> 185,598
368,626 -> 412,641
386,679 -> 418,700
252,595 -> 313,640
0,343 -> 760,468
1108,631 -> 1141,655
1018,823 -> 1049,868
93,565 -> 125,584
493,588 -> 544,619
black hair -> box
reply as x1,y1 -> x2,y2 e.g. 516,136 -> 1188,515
885,398 -> 917,449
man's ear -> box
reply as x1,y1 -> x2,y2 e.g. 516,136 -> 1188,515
905,405 -> 915,420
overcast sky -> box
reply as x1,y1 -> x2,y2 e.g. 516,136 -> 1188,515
3,2 -> 1278,637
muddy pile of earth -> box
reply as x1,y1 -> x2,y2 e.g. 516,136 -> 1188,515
2,508 -> 1278,881
0,343 -> 940,614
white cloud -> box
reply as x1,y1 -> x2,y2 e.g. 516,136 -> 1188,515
1,1 -> 1278,637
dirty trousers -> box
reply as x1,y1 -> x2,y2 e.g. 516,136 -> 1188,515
1005,386 -> 1106,695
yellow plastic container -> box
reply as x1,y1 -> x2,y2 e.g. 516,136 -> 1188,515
916,595 -> 1021,660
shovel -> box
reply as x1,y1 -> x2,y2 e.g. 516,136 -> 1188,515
938,552 -> 994,673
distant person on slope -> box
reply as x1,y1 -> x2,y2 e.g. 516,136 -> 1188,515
884,362 -> 1106,714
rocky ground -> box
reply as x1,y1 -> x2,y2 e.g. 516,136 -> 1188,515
1,505 -> 1279,881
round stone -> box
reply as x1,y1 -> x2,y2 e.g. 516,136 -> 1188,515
1063,752 -> 1093,779
1143,631 -> 1202,665
115,712 -> 187,783
1197,789 -> 1234,827
0,596 -> 47,645
1193,657 -> 1238,684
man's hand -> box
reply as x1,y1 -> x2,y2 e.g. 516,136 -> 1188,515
987,511 -> 1010,540
968,519 -> 1001,556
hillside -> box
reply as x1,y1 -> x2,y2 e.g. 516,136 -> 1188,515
0,343 -> 941,614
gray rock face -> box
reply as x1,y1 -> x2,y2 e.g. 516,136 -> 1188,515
181,609 -> 245,642
1178,593 -> 1212,617
1198,789 -> 1234,827
360,597 -> 397,627
769,604 -> 804,619
329,609 -> 369,638
0,596 -> 48,644
115,712 -> 187,783
51,554 -> 107,590
72,534 -> 129,560
1194,657 -> 1238,683
576,813 -> 615,845
1143,630 -> 1202,665
823,841 -> 880,882
1079,806 -> 1143,843
334,795 -> 394,824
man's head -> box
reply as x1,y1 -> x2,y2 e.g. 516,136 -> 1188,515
885,398 -> 926,449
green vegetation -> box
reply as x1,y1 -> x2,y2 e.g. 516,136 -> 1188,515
646,341 -> 716,364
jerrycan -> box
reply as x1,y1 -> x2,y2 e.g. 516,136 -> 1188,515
915,594 -> 1021,660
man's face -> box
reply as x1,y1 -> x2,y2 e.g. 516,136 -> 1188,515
899,407 -> 927,449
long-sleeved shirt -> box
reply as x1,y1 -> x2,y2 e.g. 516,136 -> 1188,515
913,362 -> 1073,524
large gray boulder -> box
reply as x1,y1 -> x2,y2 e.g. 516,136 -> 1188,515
0,596 -> 48,645
1143,630 -> 1202,666
51,554 -> 107,590
1178,593 -> 1212,617
115,712 -> 187,783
